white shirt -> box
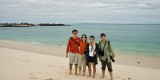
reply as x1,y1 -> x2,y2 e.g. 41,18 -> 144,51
89,46 -> 95,57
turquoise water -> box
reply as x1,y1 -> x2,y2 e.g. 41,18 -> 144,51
0,24 -> 160,57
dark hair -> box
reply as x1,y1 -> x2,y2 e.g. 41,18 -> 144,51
100,33 -> 106,37
90,35 -> 95,39
72,29 -> 78,33
81,34 -> 87,42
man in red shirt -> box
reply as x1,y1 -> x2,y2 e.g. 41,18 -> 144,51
66,29 -> 81,75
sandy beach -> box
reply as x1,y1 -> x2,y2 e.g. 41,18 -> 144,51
1,0 -> 160,79
0,40 -> 160,80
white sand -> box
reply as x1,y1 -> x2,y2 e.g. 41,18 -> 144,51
0,40 -> 160,69
0,47 -> 160,80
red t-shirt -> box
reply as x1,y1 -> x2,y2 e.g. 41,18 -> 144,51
66,37 -> 81,54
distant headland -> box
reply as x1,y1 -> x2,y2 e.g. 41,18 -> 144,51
0,23 -> 70,27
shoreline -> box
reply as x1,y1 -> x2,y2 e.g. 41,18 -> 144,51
0,40 -> 160,69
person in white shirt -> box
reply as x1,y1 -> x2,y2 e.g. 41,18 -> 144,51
85,35 -> 99,78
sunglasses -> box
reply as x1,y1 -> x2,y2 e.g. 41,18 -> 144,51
90,39 -> 94,40
73,33 -> 77,34
101,36 -> 106,38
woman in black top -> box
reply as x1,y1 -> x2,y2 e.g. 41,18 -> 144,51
85,35 -> 99,78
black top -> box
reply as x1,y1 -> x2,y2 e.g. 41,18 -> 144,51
84,43 -> 99,65
85,43 -> 99,57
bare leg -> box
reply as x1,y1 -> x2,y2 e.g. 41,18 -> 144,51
92,65 -> 96,78
69,64 -> 72,75
78,54 -> 82,76
101,59 -> 107,78
87,62 -> 91,77
109,72 -> 113,80
79,68 -> 81,75
75,65 -> 78,75
100,70 -> 105,78
82,71 -> 85,76
82,56 -> 86,76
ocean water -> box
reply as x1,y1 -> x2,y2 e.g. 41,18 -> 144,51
0,24 -> 160,57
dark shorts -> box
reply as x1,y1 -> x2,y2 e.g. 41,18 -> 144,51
87,56 -> 98,65
101,59 -> 113,72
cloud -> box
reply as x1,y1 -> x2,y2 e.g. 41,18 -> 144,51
0,0 -> 160,23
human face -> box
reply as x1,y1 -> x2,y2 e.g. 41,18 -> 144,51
72,32 -> 78,38
101,36 -> 106,41
90,38 -> 94,43
82,36 -> 86,42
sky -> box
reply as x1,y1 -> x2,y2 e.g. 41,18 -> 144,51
0,0 -> 160,24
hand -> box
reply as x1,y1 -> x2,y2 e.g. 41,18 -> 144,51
112,54 -> 115,57
93,51 -> 96,55
99,57 -> 102,62
66,54 -> 68,58
112,56 -> 115,60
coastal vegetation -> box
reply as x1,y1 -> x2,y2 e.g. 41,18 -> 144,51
0,23 -> 70,27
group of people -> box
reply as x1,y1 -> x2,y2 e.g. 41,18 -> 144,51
66,29 -> 115,80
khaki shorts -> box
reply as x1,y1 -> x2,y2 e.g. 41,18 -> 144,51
69,52 -> 79,65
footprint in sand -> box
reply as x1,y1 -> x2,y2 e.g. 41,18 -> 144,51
29,76 -> 37,79
45,78 -> 55,80
25,59 -> 30,62
7,56 -> 11,58
1,56 -> 4,58
20,59 -> 31,63
48,65 -> 55,68
114,76 -> 121,80
14,58 -> 19,60
29,73 -> 37,80
64,72 -> 67,74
